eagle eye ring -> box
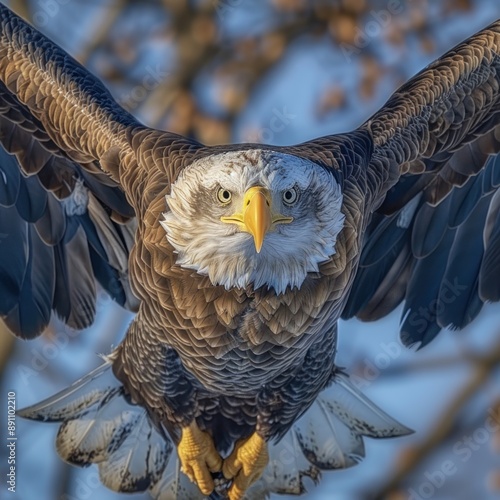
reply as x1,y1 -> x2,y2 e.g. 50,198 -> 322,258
217,187 -> 232,204
282,186 -> 299,205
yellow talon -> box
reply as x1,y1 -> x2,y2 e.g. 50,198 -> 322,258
222,432 -> 269,500
178,421 -> 223,496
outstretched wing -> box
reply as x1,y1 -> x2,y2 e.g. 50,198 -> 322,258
343,20 -> 500,348
0,4 -> 146,339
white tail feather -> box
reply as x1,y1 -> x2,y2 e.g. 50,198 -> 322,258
98,411 -> 171,492
252,430 -> 320,497
18,359 -> 174,495
17,359 -> 121,421
328,373 -> 412,437
150,452 -> 205,500
18,362 -> 411,499
248,372 -> 412,498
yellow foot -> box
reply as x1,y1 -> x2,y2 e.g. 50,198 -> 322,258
178,421 -> 223,495
222,432 -> 269,500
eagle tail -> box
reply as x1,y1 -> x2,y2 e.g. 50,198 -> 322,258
247,372 -> 413,498
18,362 -> 411,499
17,357 -> 208,499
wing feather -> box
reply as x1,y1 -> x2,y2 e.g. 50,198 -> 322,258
0,5 -> 152,338
345,160 -> 500,347
366,21 -> 500,207
0,205 -> 28,315
34,193 -> 66,245
3,224 -> 54,338
411,195 -> 451,258
480,193 -> 500,301
0,4 -> 205,338
344,20 -> 500,347
0,142 -> 19,205
15,171 -> 47,221
437,195 -> 491,329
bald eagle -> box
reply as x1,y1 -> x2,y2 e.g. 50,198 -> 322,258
0,3 -> 499,499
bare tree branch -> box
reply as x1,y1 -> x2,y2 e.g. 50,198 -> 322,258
371,337 -> 500,499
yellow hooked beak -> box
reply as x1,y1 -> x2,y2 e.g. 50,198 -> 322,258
221,186 -> 293,253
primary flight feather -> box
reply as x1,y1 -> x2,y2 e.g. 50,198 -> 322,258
0,3 -> 498,499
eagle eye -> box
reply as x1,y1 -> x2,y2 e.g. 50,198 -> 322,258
282,187 -> 298,205
217,187 -> 232,204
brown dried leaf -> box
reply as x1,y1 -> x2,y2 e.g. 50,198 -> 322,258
271,0 -> 307,13
359,55 -> 382,100
488,470 -> 500,492
191,15 -> 217,45
166,90 -> 196,135
420,34 -> 435,54
316,86 -> 346,118
194,115 -> 231,145
341,0 -> 366,16
444,0 -> 473,14
328,15 -> 357,45
217,82 -> 248,114
385,24 -> 405,47
384,491 -> 409,500
262,33 -> 286,63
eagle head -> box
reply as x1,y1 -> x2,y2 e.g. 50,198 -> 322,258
161,149 -> 345,294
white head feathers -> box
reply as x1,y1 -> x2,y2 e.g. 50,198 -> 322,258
161,149 -> 344,294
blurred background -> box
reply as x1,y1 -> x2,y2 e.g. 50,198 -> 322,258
1,0 -> 500,499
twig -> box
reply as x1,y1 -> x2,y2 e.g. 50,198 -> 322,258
371,336 -> 500,499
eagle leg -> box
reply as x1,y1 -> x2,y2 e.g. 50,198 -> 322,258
222,431 -> 269,500
178,420 -> 223,495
